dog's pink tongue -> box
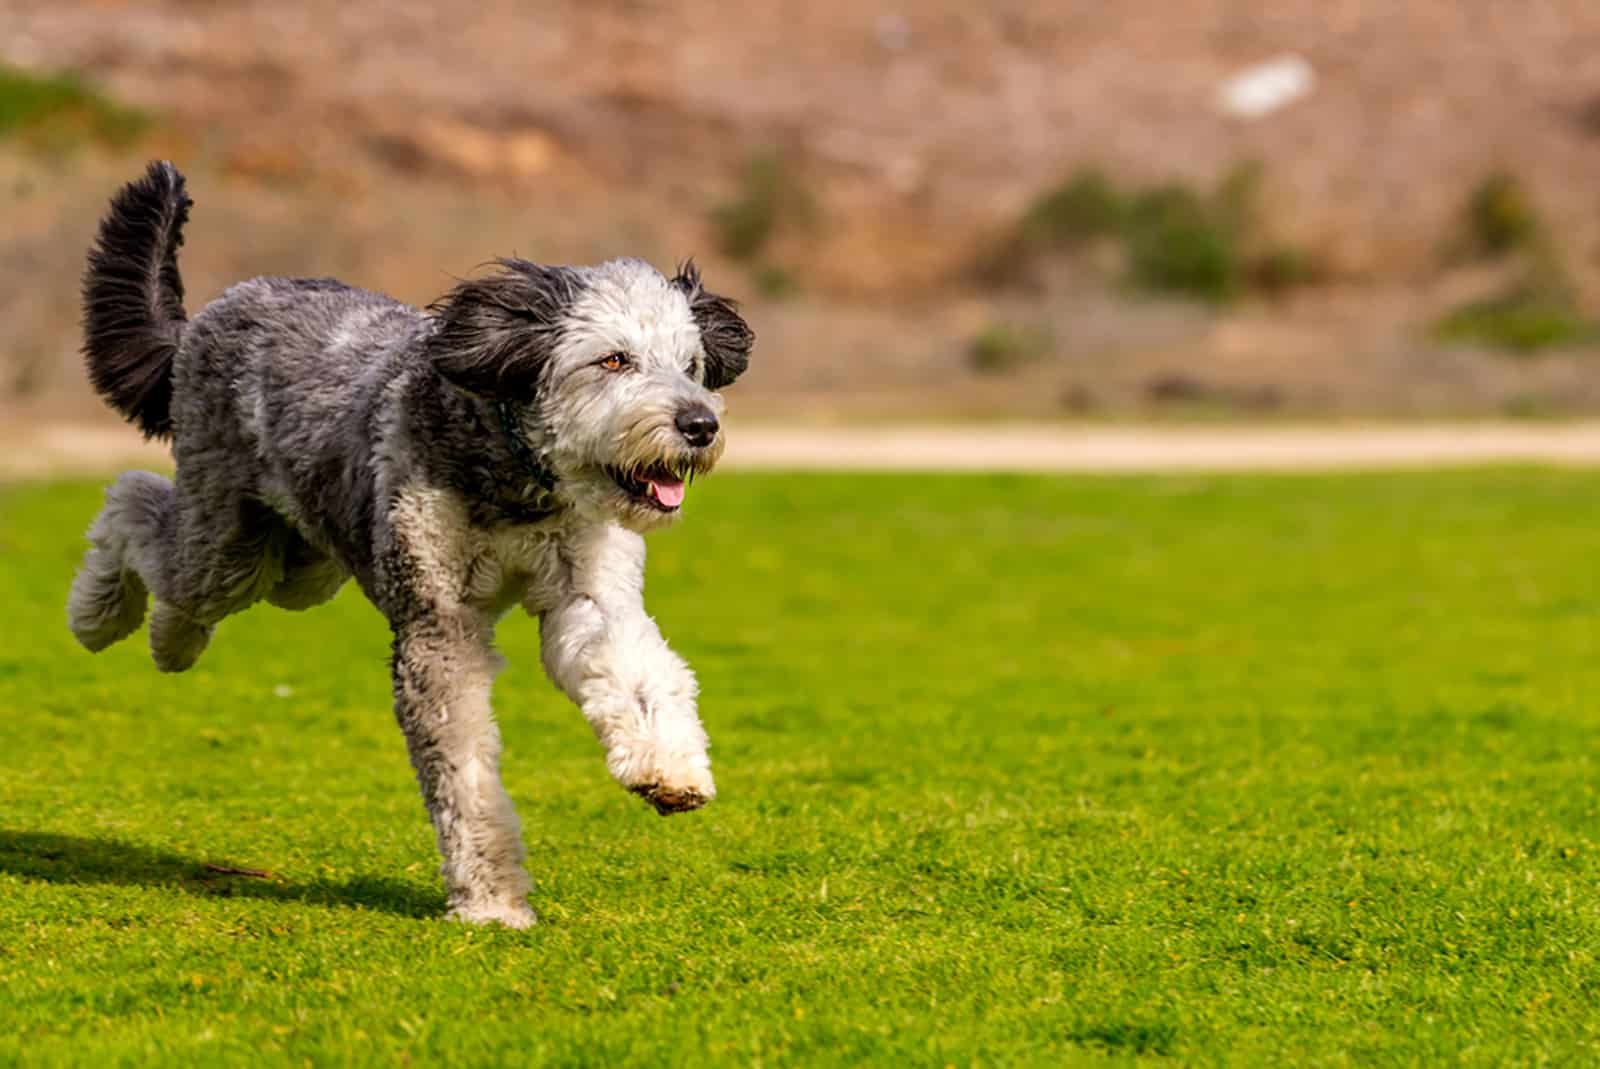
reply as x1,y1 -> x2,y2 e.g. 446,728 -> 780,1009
649,478 -> 686,508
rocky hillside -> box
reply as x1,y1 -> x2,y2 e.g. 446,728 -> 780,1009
4,1 -> 1600,421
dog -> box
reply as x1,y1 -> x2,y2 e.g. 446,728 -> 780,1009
67,161 -> 753,927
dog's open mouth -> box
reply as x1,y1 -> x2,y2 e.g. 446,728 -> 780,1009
606,464 -> 690,511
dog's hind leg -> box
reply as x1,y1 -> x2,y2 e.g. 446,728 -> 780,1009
145,492 -> 286,673
68,471 -> 172,653
72,465 -> 282,672
67,470 -> 272,673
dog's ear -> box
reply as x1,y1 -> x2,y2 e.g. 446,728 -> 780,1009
428,260 -> 578,398
673,260 -> 753,390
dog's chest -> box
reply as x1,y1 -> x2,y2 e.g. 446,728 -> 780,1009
463,524 -> 563,614
389,484 -> 572,616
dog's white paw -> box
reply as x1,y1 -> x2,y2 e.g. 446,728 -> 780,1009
630,781 -> 713,815
448,899 -> 538,929
610,747 -> 716,815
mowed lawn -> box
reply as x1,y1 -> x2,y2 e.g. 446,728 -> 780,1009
1,469 -> 1598,1066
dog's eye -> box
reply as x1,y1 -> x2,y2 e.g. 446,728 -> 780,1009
598,352 -> 630,372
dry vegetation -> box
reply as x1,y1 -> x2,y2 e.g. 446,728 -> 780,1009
4,1 -> 1600,423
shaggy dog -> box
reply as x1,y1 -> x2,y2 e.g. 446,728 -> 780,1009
67,161 -> 753,927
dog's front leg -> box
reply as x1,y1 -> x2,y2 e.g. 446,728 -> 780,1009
391,612 -> 535,927
538,530 -> 715,814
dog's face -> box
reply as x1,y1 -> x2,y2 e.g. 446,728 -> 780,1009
429,258 -> 752,532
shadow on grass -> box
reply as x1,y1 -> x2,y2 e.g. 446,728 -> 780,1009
0,829 -> 442,919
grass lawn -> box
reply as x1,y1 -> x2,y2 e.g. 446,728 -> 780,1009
2,469 -> 1598,1065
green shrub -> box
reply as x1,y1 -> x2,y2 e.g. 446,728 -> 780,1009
1017,168 -> 1125,251
1465,172 -> 1539,258
751,263 -> 798,299
1434,283 -> 1597,354
711,152 -> 811,262
1436,236 -> 1596,355
1499,393 -> 1564,420
968,321 -> 1054,373
0,65 -> 147,148
989,161 -> 1316,304
972,169 -> 1125,283
1247,244 -> 1324,297
1122,184 -> 1240,304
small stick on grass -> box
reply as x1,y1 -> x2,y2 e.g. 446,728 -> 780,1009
202,862 -> 276,879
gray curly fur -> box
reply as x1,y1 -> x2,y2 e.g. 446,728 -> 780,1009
68,162 -> 754,926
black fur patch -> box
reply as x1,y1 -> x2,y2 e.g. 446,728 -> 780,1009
427,260 -> 581,399
673,260 -> 754,390
81,160 -> 193,440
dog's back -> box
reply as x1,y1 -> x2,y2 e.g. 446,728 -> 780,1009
175,275 -> 425,562
81,163 -> 432,574
73,163 -> 439,655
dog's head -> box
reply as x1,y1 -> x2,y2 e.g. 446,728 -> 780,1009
429,257 -> 752,531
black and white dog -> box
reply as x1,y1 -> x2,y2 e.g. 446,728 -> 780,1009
68,162 -> 753,927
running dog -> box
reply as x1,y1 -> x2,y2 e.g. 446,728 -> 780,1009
68,162 -> 754,927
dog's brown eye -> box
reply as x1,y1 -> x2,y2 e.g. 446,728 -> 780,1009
599,352 -> 629,372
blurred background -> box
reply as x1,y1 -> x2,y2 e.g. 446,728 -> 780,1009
4,0 -> 1600,433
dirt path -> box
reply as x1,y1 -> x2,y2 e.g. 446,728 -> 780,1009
10,422 -> 1600,482
724,424 -> 1600,472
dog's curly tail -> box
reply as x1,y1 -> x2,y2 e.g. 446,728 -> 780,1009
81,160 -> 193,440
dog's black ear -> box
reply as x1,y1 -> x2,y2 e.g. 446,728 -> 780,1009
674,260 -> 753,390
428,260 -> 579,398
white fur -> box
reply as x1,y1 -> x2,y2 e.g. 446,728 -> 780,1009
386,485 -> 717,925
533,523 -> 714,795
533,261 -> 725,531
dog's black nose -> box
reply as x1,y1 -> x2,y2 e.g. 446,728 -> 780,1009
675,405 -> 720,447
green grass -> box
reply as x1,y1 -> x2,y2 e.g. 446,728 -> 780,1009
3,470 -> 1599,1065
